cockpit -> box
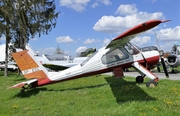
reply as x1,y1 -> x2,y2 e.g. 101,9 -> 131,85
80,50 -> 98,66
124,42 -> 139,55
101,42 -> 139,64
81,42 -> 140,66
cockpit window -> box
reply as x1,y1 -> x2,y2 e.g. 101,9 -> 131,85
101,47 -> 129,64
124,42 -> 139,55
81,51 -> 98,66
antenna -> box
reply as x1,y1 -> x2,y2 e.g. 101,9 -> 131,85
153,29 -> 161,50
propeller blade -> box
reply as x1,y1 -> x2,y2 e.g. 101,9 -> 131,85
161,57 -> 169,78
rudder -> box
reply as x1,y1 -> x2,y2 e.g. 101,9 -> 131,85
12,50 -> 48,79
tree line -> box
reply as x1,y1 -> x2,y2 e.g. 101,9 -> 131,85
0,0 -> 59,77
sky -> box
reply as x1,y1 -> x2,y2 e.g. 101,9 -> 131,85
1,0 -> 180,56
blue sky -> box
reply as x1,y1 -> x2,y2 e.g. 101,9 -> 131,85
1,0 -> 180,56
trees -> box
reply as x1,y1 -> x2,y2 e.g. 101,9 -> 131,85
0,0 -> 59,76
0,0 -> 16,77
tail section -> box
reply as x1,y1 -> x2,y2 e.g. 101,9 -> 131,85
12,50 -> 48,79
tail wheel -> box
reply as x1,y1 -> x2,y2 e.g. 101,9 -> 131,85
146,80 -> 157,87
136,76 -> 144,83
20,88 -> 25,93
20,84 -> 30,93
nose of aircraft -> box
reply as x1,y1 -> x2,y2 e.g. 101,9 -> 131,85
167,55 -> 177,66
143,50 -> 160,66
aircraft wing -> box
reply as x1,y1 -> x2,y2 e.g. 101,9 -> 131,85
106,20 -> 170,49
43,63 -> 69,71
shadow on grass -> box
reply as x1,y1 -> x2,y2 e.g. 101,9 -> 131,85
13,87 -> 47,98
12,83 -> 108,98
47,83 -> 109,92
105,76 -> 156,104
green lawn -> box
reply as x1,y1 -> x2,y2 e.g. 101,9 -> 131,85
0,71 -> 180,116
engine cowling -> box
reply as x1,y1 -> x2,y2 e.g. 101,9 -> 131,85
167,55 -> 180,67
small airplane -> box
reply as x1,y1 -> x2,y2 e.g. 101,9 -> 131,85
32,45 -> 89,71
166,44 -> 180,73
34,54 -> 88,71
0,44 -> 18,71
10,19 -> 170,92
0,62 -> 18,71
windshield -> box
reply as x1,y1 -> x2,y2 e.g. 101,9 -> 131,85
124,42 -> 139,55
81,51 -> 98,66
101,47 -> 129,64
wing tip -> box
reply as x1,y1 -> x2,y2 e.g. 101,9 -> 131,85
161,20 -> 171,23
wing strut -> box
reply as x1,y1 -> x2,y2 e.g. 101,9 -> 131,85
132,62 -> 158,81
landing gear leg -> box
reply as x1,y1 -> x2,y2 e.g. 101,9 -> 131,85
20,85 -> 29,93
146,80 -> 157,87
20,88 -> 25,93
136,75 -> 144,83
171,67 -> 175,73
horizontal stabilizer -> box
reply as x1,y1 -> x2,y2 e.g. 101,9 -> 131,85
9,79 -> 38,89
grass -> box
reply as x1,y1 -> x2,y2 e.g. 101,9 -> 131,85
0,71 -> 180,116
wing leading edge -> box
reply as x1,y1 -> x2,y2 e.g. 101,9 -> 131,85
106,20 -> 171,49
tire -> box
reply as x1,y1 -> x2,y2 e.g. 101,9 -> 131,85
136,76 -> 144,83
146,80 -> 157,87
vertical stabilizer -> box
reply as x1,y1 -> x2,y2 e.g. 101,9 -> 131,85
12,50 -> 48,79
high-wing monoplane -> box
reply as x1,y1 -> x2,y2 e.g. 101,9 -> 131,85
10,19 -> 170,92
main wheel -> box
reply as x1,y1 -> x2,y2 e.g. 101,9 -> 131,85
136,76 -> 144,83
20,88 -> 25,93
146,80 -> 157,87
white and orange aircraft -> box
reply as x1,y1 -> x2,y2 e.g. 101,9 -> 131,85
10,19 -> 170,92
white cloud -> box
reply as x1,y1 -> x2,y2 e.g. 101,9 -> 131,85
91,2 -> 99,8
100,0 -> 112,5
93,4 -> 164,34
31,38 -> 37,41
91,0 -> 111,8
157,26 -> 180,41
160,41 -> 179,52
102,38 -> 110,47
115,4 -> 138,15
76,46 -> 87,53
38,47 -> 56,55
152,0 -> 157,3
83,38 -> 96,44
59,0 -> 90,12
0,36 -> 5,40
56,36 -> 74,43
37,47 -> 72,55
130,36 -> 151,46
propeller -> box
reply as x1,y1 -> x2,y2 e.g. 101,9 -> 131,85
153,30 -> 169,78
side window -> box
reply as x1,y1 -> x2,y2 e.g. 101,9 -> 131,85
124,43 -> 139,55
101,47 -> 129,64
